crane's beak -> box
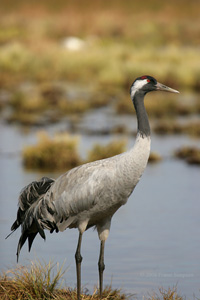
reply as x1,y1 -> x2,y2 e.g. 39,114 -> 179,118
156,82 -> 179,93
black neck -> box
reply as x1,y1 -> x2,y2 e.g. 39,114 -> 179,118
132,91 -> 150,137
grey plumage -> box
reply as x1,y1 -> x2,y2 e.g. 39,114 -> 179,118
7,75 -> 179,299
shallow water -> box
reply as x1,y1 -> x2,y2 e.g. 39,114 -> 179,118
0,111 -> 200,299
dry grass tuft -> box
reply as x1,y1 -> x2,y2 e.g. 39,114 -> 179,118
148,152 -> 162,163
0,261 -> 186,300
153,120 -> 183,135
174,146 -> 200,166
23,131 -> 81,170
0,261 -> 129,300
147,286 -> 183,300
0,260 -> 66,300
7,90 -> 51,125
6,85 -> 112,125
154,120 -> 200,137
22,132 -> 128,171
87,140 -> 127,163
58,98 -> 90,115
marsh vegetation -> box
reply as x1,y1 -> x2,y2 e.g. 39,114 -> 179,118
0,261 -> 183,300
0,0 -> 199,168
175,146 -> 200,165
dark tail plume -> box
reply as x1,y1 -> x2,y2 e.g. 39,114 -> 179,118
6,177 -> 55,261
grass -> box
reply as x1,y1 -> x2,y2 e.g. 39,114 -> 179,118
174,146 -> 200,166
6,90 -> 50,125
147,287 -> 183,300
23,131 -> 81,170
5,82 -> 112,125
0,261 -> 128,300
1,1 -> 200,170
148,152 -> 162,163
154,120 -> 200,137
0,261 -> 186,300
6,86 -> 199,128
0,260 -> 66,300
0,0 -> 200,129
116,92 -> 199,118
87,140 -> 127,163
23,131 -> 164,171
58,98 -> 90,115
0,0 -> 200,91
22,132 -> 127,170
1,41 -> 199,91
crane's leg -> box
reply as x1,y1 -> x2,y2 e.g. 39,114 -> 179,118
98,240 -> 105,297
75,232 -> 83,300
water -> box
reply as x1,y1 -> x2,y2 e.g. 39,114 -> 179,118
0,113 -> 200,299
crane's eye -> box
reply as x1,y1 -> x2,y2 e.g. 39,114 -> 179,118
147,79 -> 150,83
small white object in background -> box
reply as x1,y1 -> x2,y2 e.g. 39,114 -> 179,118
62,37 -> 86,51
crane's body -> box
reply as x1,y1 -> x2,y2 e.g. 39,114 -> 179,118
7,76 -> 179,300
43,133 -> 150,233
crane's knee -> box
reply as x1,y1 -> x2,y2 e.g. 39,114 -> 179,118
75,251 -> 82,264
98,260 -> 105,273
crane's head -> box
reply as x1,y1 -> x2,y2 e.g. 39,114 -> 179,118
130,75 -> 179,99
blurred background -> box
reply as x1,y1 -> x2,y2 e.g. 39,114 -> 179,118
0,0 -> 200,298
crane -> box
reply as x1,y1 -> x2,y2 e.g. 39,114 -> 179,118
7,76 -> 179,299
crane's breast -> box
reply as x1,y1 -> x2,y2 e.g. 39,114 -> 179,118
115,134 -> 151,198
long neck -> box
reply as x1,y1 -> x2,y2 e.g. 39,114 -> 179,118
132,91 -> 150,137
113,91 -> 151,198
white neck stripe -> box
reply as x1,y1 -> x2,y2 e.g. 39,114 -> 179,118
130,79 -> 148,99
